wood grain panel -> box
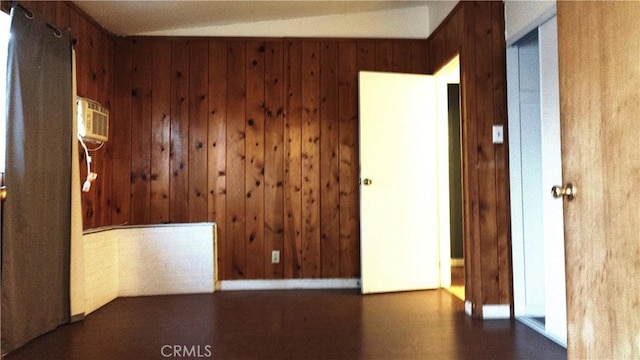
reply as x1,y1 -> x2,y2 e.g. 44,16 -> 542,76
490,2 -> 511,304
226,41 -> 247,279
473,2 -> 500,305
264,40 -> 285,279
411,40 -> 428,74
70,9 -> 92,99
245,41 -> 266,279
558,2 -> 640,357
558,4 -> 605,354
301,41 -> 321,278
96,29 -> 114,228
169,40 -> 190,223
111,40 -> 132,226
150,40 -> 171,223
319,41 -> 340,278
338,41 -> 360,278
374,40 -> 394,71
460,3 -> 484,316
130,40 -> 152,225
357,40 -> 375,71
188,41 -> 209,222
393,41 -> 413,73
208,40 -> 228,278
284,40 -> 303,278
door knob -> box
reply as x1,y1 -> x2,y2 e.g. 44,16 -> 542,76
551,183 -> 576,200
1,186 -> 6,201
362,178 -> 373,186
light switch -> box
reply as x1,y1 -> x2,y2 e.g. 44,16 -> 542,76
492,125 -> 504,144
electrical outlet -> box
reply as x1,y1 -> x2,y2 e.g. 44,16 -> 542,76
271,250 -> 280,264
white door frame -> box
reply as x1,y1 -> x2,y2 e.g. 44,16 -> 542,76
507,11 -> 567,347
434,56 -> 460,289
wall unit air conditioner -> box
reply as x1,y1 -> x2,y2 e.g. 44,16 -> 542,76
77,97 -> 109,143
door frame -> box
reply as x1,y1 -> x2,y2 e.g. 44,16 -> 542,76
506,9 -> 567,347
434,56 -> 460,289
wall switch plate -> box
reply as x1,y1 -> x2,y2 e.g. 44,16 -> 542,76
271,250 -> 280,264
492,125 -> 504,144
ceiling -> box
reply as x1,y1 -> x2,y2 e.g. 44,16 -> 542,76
72,1 -> 437,37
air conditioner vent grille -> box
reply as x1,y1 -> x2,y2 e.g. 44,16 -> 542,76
77,97 -> 109,143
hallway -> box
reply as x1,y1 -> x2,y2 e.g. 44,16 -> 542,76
4,289 -> 566,360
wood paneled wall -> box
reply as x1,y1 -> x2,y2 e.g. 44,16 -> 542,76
17,2 -> 512,305
558,2 -> 640,357
427,1 -> 511,317
111,38 -> 428,280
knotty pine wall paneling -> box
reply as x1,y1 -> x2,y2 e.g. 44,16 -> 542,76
337,42 -> 360,278
130,40 -> 152,225
208,40 -> 229,279
245,40 -> 266,279
426,1 -> 511,317
111,40 -> 131,226
284,40 -> 304,279
226,40 -> 247,279
490,3 -> 511,306
188,41 -> 210,223
150,40 -> 171,223
111,38 -> 430,281
319,41 -> 340,278
473,3 -> 501,307
169,41 -> 190,224
263,41 -> 285,279
300,41 -> 321,278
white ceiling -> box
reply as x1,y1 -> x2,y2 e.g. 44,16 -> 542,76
72,1 -> 453,37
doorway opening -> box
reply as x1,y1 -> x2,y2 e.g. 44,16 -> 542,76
434,56 -> 463,301
507,15 -> 567,347
358,56 -> 464,299
447,83 -> 464,301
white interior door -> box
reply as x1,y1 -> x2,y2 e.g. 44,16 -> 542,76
359,71 -> 441,294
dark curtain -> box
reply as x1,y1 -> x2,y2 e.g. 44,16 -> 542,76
1,5 -> 72,353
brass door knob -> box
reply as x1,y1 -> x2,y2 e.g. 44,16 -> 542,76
362,178 -> 373,186
551,183 -> 576,200
1,186 -> 6,201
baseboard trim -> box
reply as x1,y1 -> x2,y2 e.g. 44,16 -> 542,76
218,278 -> 360,291
482,304 -> 511,319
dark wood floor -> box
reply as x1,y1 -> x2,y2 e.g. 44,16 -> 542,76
3,289 -> 566,360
